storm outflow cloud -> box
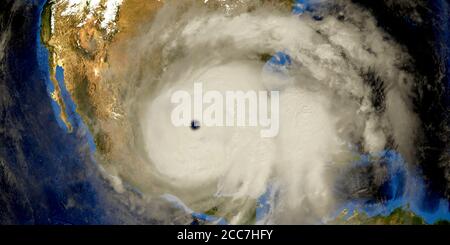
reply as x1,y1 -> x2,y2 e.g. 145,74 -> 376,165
105,0 -> 421,224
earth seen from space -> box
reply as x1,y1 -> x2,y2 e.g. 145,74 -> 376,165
1,0 -> 450,224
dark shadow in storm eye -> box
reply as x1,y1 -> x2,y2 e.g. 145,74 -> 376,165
313,15 -> 323,21
191,120 -> 200,130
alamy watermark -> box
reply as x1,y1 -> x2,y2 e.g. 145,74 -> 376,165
171,83 -> 280,138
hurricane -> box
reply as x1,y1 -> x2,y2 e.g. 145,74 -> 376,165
101,0 -> 444,224
1,0 -> 450,225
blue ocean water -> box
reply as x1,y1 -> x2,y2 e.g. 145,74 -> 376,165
54,65 -> 97,152
292,0 -> 308,15
332,0 -> 450,224
36,36 -> 67,131
255,0 -> 450,224
0,0 -> 110,224
20,0 -> 450,224
334,150 -> 450,224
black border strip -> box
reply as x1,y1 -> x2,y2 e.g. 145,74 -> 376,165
0,225 -> 448,243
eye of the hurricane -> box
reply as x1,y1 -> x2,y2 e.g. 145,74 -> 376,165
130,0 -> 424,225
190,120 -> 200,130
